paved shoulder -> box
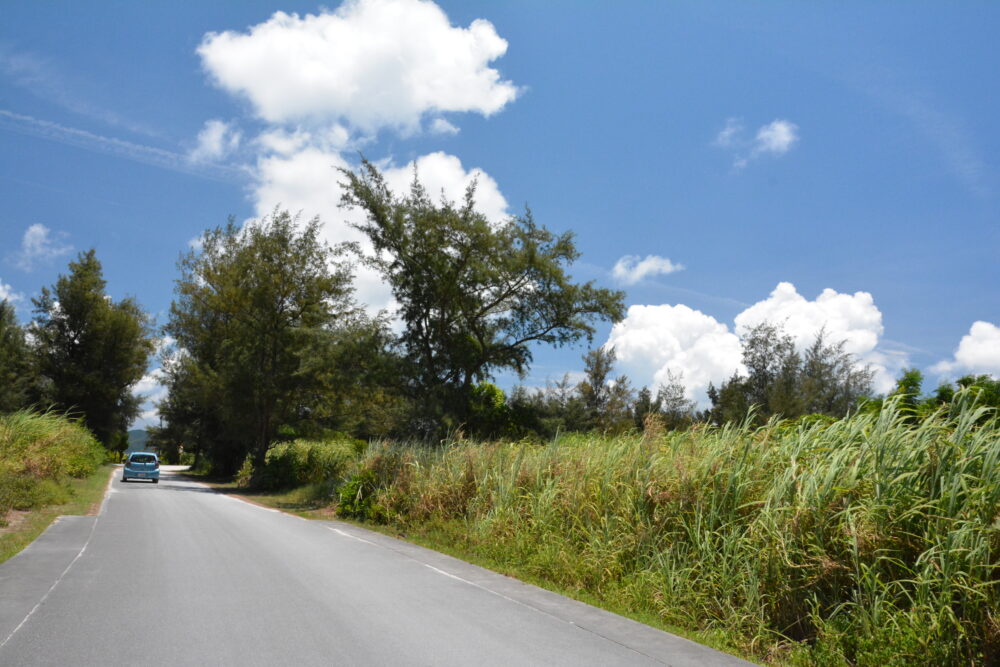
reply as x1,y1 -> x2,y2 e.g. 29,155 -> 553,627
322,521 -> 754,667
0,515 -> 97,647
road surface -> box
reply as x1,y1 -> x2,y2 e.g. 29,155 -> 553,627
0,467 -> 752,666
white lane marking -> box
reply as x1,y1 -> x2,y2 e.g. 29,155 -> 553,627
328,527 -> 378,546
0,468 -> 116,650
326,526 -> 562,618
424,564 -> 471,583
319,524 -> 665,663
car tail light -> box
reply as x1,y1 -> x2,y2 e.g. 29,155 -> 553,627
154,461 -> 160,469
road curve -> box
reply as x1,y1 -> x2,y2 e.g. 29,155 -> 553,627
0,467 -> 752,666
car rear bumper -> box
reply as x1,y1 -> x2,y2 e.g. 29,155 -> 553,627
123,469 -> 160,480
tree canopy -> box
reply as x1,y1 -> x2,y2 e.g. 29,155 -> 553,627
164,210 -> 357,474
0,300 -> 34,413
340,159 -> 625,433
31,250 -> 153,449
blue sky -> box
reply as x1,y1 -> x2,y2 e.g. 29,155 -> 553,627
1,1 -> 998,426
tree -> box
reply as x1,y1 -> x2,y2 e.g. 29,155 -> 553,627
708,322 -> 873,424
657,370 -> 695,430
800,328 -> 875,416
340,159 -> 625,434
165,211 -> 356,475
0,300 -> 35,413
578,346 -> 634,432
32,250 -> 153,449
632,386 -> 661,430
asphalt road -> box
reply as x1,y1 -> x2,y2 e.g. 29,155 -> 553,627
0,467 -> 752,666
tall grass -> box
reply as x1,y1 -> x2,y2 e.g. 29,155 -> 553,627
0,410 -> 105,522
333,395 -> 999,664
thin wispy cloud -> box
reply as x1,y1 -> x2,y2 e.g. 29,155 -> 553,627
0,45 -> 161,138
884,88 -> 989,196
0,109 -> 246,183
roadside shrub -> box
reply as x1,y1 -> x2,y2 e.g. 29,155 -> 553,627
255,437 -> 359,491
0,410 -> 104,519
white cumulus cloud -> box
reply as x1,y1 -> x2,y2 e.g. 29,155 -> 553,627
753,119 -> 799,155
188,119 -> 241,162
612,254 -> 684,285
607,304 -> 744,405
932,321 -> 1000,377
197,0 -> 519,134
14,223 -> 71,271
604,282 -> 903,404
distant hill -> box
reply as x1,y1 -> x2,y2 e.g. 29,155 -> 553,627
127,429 -> 150,452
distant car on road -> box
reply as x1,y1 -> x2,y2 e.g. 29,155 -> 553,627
122,452 -> 160,483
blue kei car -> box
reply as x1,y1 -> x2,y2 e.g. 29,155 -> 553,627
122,452 -> 160,483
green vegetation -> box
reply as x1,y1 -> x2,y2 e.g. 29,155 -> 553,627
341,159 -> 625,438
0,411 -> 109,562
31,250 -> 154,452
238,395 -> 999,664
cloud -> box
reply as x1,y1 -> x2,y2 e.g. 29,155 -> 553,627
430,118 -> 460,135
0,109 -> 244,183
752,120 -> 799,155
0,46 -> 160,137
197,0 -> 519,134
0,278 -> 22,303
931,321 -> 1000,377
713,117 -> 742,147
131,367 -> 168,428
604,282 -> 903,404
612,255 -> 684,285
714,117 -> 800,168
607,304 -> 744,405
188,119 -> 241,162
193,1 -> 515,315
13,223 -> 72,271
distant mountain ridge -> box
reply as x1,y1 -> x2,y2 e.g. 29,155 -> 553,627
127,429 -> 149,452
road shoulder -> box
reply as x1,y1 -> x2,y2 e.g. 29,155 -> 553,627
320,520 -> 755,667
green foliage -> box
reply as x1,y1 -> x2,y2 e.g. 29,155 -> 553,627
466,381 -> 513,438
337,469 -> 380,521
31,250 -> 154,449
335,394 -> 1000,663
0,410 -> 104,520
340,159 -> 625,435
0,300 -> 35,413
578,346 -> 634,432
256,438 -> 358,491
709,323 -> 874,424
164,210 -> 357,475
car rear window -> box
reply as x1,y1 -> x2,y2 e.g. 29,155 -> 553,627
130,454 -> 156,463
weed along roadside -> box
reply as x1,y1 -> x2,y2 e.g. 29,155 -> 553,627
213,398 -> 1000,665
0,411 -> 112,564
